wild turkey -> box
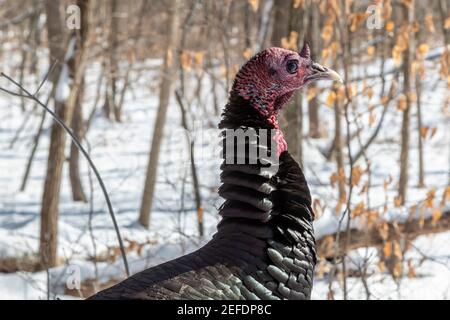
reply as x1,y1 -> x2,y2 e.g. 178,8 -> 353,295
88,45 -> 341,300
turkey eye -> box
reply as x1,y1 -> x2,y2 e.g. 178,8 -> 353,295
286,60 -> 298,74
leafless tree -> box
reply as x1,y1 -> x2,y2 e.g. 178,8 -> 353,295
139,0 -> 180,228
40,0 -> 92,268
398,0 -> 415,205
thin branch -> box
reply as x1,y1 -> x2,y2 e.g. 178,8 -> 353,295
34,60 -> 58,96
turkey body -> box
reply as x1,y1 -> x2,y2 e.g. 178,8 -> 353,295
88,94 -> 316,300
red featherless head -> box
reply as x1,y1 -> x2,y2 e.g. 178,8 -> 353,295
233,46 -> 342,117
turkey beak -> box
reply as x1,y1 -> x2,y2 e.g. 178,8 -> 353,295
305,63 -> 343,84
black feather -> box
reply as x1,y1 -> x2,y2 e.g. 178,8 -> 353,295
88,90 -> 316,301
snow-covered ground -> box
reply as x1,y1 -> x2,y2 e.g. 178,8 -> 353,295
0,52 -> 449,299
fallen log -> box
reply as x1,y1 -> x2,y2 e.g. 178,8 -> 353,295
316,211 -> 450,258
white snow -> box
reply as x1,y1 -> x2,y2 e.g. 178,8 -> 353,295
0,48 -> 449,299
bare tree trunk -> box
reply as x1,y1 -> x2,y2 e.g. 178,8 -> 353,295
270,0 -> 290,47
40,0 -> 91,268
68,0 -> 93,203
44,0 -> 65,75
398,1 -> 415,205
39,0 -> 66,269
438,0 -> 450,45
306,3 -> 322,138
103,0 -> 121,122
334,97 -> 346,203
256,0 -> 274,51
175,91 -> 204,237
437,0 -> 450,185
139,0 -> 179,228
204,1 -> 220,115
69,80 -> 87,202
110,0 -> 121,122
415,8 -> 425,188
244,0 -> 251,50
282,0 -> 308,164
284,93 -> 304,163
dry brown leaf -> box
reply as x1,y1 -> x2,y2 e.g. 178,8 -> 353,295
419,126 -> 429,138
380,95 -> 390,106
326,91 -> 337,107
383,0 -> 392,20
417,43 -> 429,59
445,17 -> 450,29
351,165 -> 364,186
397,94 -> 407,111
394,196 -> 403,207
424,14 -> 435,33
349,12 -> 369,32
402,0 -> 413,9
378,260 -> 386,273
336,86 -> 346,102
281,31 -> 299,51
336,191 -> 347,214
393,262 -> 403,278
321,25 -> 334,43
313,198 -> 324,219
248,0 -> 259,12
439,51 -> 450,79
365,86 -> 374,100
352,201 -> 365,218
386,20 -> 395,33
180,50 -> 192,71
384,175 -> 393,190
219,64 -> 227,77
368,111 -> 376,127
392,46 -> 403,66
395,26 -> 409,51
425,188 -> 436,208
330,172 -> 338,188
243,48 -> 253,60
442,186 -> 450,205
407,91 -> 417,103
407,259 -> 416,278
359,181 -> 369,195
307,87 -> 318,101
365,209 -> 379,227
379,222 -> 389,241
393,240 -> 402,259
293,0 -> 304,9
383,241 -> 392,257
330,42 -> 339,56
322,235 -> 334,255
432,208 -> 442,225
194,51 -> 205,67
321,48 -> 330,60
430,127 -> 438,138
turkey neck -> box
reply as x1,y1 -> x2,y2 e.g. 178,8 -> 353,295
216,92 -> 314,244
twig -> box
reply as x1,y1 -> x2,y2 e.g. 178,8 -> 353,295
86,139 -> 99,287
175,89 -> 204,237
